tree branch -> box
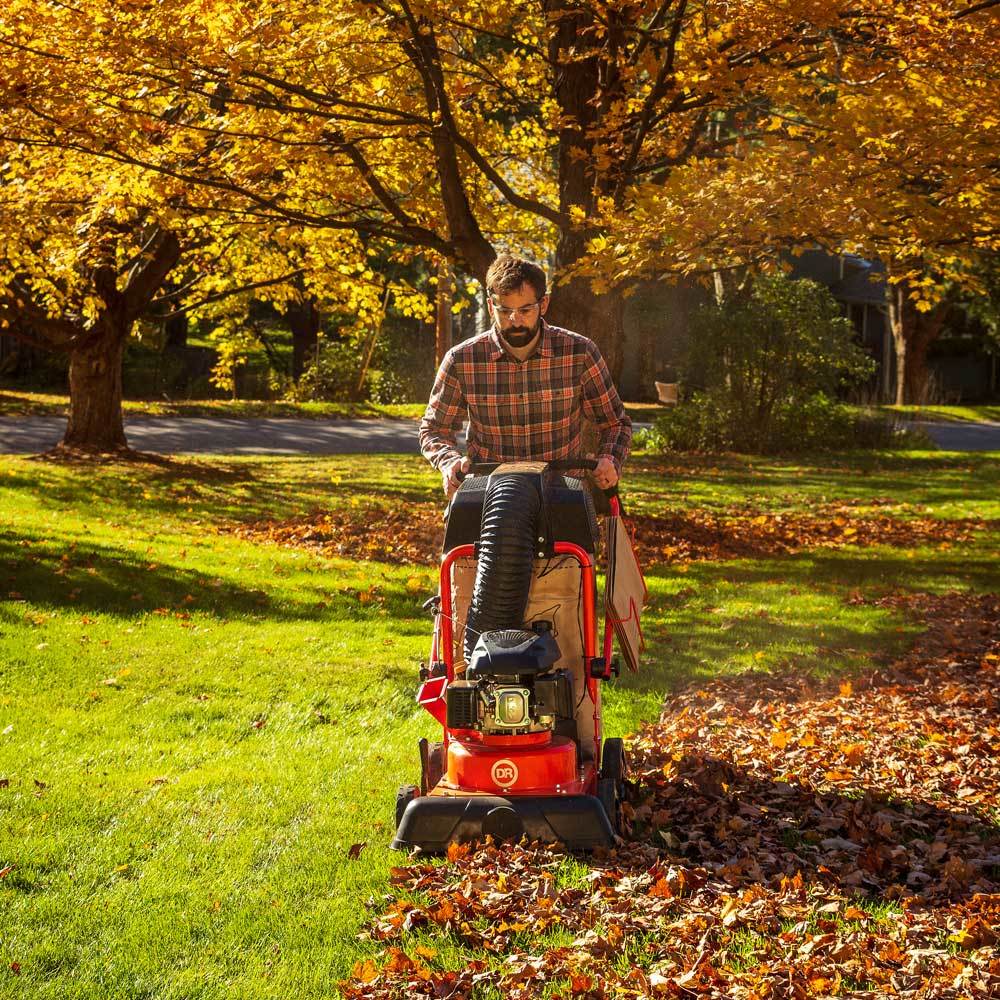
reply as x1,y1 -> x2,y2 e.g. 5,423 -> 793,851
161,268 -> 306,319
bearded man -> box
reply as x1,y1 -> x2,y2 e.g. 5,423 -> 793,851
419,254 -> 631,497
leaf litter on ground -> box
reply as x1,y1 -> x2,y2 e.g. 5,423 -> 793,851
339,592 -> 999,999
226,498 -> 997,567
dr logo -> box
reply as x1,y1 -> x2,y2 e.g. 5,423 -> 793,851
491,759 -> 519,788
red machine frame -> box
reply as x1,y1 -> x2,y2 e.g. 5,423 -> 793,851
416,495 -> 623,799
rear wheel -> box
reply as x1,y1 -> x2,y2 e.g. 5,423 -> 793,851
395,784 -> 418,829
598,738 -> 627,834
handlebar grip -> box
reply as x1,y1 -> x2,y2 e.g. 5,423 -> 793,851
452,457 -> 618,501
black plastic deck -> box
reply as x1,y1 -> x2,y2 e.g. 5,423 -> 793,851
390,793 -> 615,852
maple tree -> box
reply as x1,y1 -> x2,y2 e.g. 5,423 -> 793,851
0,148 -> 184,451
2,0 -> 997,440
4,0 -> 996,395
0,135 -> 388,450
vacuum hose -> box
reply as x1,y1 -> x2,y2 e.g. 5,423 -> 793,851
464,474 -> 540,663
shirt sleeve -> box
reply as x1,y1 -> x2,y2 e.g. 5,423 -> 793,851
419,350 -> 467,472
580,342 -> 632,473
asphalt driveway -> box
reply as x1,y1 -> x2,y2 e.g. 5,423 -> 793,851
0,416 -> 427,455
2,415 -> 999,455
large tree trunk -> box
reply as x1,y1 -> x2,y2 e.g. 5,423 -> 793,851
545,0 -> 627,382
286,296 -> 320,381
164,309 -> 188,350
905,303 -> 950,404
435,260 -> 453,367
887,275 -> 951,405
637,322 -> 656,401
547,277 -> 626,380
63,322 -> 129,452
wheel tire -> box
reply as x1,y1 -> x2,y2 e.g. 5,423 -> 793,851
600,738 -> 626,785
599,738 -> 627,835
425,742 -> 445,792
597,777 -> 619,833
395,784 -> 418,830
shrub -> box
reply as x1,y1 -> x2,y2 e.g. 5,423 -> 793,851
645,392 -> 922,454
295,341 -> 370,402
648,274 -> 884,453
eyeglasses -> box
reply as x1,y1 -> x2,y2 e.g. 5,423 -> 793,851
489,299 -> 544,322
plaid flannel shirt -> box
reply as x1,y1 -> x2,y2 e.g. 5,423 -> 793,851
419,321 -> 631,474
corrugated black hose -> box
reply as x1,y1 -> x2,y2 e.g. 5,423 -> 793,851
463,474 -> 540,664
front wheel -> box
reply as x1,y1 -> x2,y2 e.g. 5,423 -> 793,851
395,784 -> 418,829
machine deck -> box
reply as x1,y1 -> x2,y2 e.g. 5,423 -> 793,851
391,792 -> 615,852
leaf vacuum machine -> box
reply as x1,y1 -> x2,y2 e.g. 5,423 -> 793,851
392,458 -> 641,852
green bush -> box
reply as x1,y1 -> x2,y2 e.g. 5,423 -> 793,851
649,274 -> 884,453
294,341 -> 370,402
645,393 -> 921,454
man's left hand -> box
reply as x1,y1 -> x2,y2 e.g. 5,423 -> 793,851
593,455 -> 619,490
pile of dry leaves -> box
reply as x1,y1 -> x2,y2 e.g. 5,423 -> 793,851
228,504 -> 445,565
226,499 -> 994,568
340,592 -> 999,999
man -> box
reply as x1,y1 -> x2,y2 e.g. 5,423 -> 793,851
419,254 -> 631,497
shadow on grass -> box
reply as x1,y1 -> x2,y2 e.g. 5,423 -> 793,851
0,528 -> 434,624
2,454 -> 437,522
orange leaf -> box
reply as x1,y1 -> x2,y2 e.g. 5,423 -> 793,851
649,877 -> 674,898
446,842 -> 470,861
824,769 -> 854,782
351,960 -> 378,983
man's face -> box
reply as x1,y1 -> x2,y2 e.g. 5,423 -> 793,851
488,283 -> 549,347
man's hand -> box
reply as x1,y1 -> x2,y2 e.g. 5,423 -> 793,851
593,455 -> 619,491
443,456 -> 472,498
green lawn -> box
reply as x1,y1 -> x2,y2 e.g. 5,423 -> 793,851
880,403 -> 1000,424
0,389 -> 425,421
0,389 -> 665,424
1,451 -> 998,998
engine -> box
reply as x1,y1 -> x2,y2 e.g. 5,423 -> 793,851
445,624 -> 575,737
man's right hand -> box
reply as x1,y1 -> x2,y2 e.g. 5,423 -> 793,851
443,456 -> 472,498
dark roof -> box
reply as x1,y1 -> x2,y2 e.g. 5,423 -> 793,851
830,256 -> 886,305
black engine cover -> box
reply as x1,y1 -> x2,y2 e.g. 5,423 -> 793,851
466,628 -> 561,679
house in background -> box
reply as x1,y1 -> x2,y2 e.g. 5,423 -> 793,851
617,250 -> 997,403
790,250 -> 891,402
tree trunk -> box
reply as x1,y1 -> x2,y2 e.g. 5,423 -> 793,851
63,322 -> 129,452
547,277 -> 626,381
905,303 -> 950,404
164,309 -> 188,350
888,281 -> 908,406
435,260 -> 453,367
887,274 -> 951,405
287,296 -> 320,381
545,0 -> 627,382
637,322 -> 656,401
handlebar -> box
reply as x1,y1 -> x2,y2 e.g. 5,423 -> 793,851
456,457 -> 619,501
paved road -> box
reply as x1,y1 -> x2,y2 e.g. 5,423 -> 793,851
0,416 -> 426,455
908,420 -> 1000,452
2,415 -> 999,455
